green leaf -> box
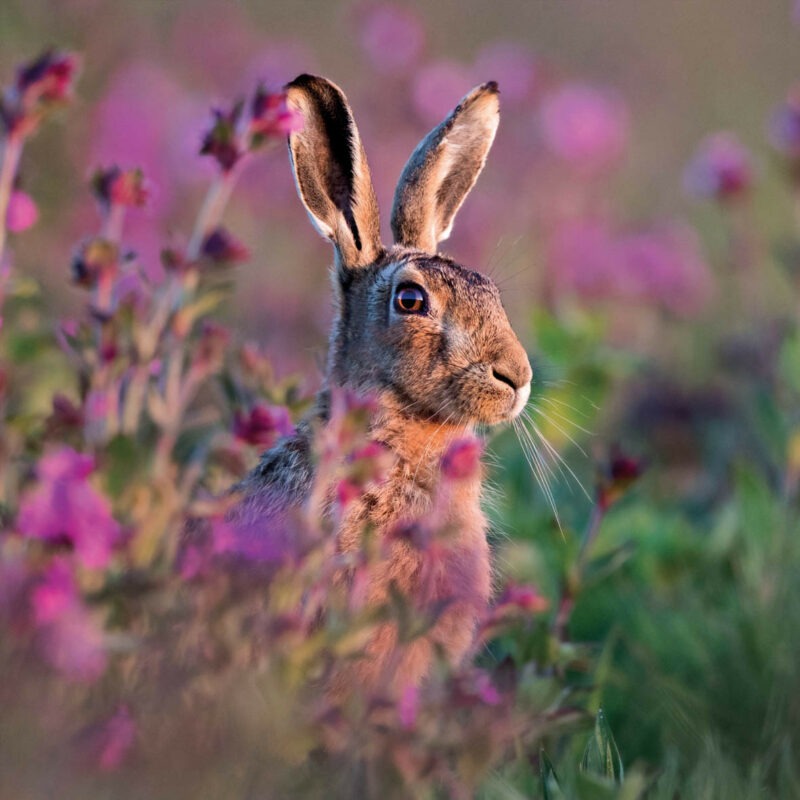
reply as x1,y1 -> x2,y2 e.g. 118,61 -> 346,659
540,748 -> 566,800
580,708 -> 624,784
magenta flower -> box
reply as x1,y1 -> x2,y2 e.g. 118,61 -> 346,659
540,83 -> 629,174
5,190 -> 38,232
597,445 -> 645,511
441,437 -> 483,481
233,403 -> 294,447
1,49 -> 79,136
200,102 -> 245,172
90,166 -> 151,210
359,3 -> 426,76
683,132 -> 755,201
96,706 -> 137,771
17,447 -> 120,569
495,583 -> 549,614
201,226 -> 251,265
250,86 -> 303,143
31,560 -> 107,681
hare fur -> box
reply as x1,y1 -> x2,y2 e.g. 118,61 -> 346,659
235,74 -> 532,696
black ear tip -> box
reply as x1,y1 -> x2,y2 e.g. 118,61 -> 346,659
285,73 -> 326,92
483,80 -> 499,94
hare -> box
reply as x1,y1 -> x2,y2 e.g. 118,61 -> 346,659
233,74 -> 532,695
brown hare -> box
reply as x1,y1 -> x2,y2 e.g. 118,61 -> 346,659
233,74 -> 532,696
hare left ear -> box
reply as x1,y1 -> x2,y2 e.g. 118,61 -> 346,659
391,82 -> 500,255
285,74 -> 383,270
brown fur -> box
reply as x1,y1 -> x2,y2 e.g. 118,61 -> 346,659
238,75 -> 532,696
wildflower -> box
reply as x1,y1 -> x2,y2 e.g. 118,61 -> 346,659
31,560 -> 107,681
768,88 -> 800,177
71,237 -> 119,289
17,447 -> 121,569
540,83 -> 629,174
6,190 -> 38,232
494,583 -> 549,615
683,132 -> 755,201
474,42 -> 538,106
200,102 -> 245,172
441,437 -> 483,481
596,445 -> 645,511
337,441 -> 393,506
233,403 -> 294,447
90,166 -> 151,210
359,3 -> 426,76
96,706 -> 137,771
201,226 -> 250,264
249,86 -> 303,145
1,49 -> 79,136
412,60 -> 473,124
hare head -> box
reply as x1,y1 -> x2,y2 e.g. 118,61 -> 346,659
285,74 -> 531,430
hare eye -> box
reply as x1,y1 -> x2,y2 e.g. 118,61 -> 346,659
394,284 -> 427,314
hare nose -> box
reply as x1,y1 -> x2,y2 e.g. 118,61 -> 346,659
491,353 -> 532,392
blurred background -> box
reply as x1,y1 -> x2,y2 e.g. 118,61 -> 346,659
1,0 -> 800,794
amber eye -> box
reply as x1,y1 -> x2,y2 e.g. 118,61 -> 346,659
394,284 -> 427,314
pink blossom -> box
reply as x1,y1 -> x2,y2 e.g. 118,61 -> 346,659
202,226 -> 251,265
412,60 -> 473,125
233,403 -> 294,447
6,190 -> 38,232
540,83 -> 629,174
398,684 -> 420,729
683,132 -> 755,201
17,447 -> 120,569
250,87 -> 303,141
32,561 -> 107,681
359,4 -> 426,76
473,42 -> 538,106
96,706 -> 136,771
441,437 -> 483,481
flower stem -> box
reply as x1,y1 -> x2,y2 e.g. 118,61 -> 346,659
0,134 -> 24,263
186,164 -> 242,261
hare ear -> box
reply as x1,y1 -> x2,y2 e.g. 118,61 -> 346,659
285,74 -> 382,270
391,82 -> 499,254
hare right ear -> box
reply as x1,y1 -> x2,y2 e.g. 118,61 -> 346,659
285,74 -> 383,271
391,82 -> 500,255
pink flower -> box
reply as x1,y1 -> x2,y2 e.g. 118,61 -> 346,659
441,437 -> 483,481
473,42 -> 538,106
17,447 -> 120,569
359,4 -> 426,76
412,60 -> 473,125
32,561 -> 107,681
200,102 -> 245,172
233,403 -> 294,447
398,684 -> 420,729
683,132 -> 755,201
90,166 -> 151,210
96,706 -> 136,771
249,86 -> 303,142
495,583 -> 549,614
540,83 -> 629,174
6,190 -> 38,232
202,226 -> 251,265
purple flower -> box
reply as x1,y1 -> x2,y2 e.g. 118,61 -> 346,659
201,226 -> 251,264
597,445 -> 645,511
5,190 -> 38,232
540,83 -> 629,174
233,403 -> 294,447
17,447 -> 120,569
90,166 -> 151,210
31,560 -> 107,681
683,132 -> 755,201
200,102 -> 245,172
769,88 -> 800,170
359,4 -> 426,76
70,237 -> 119,289
441,437 -> 483,481
1,49 -> 79,136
